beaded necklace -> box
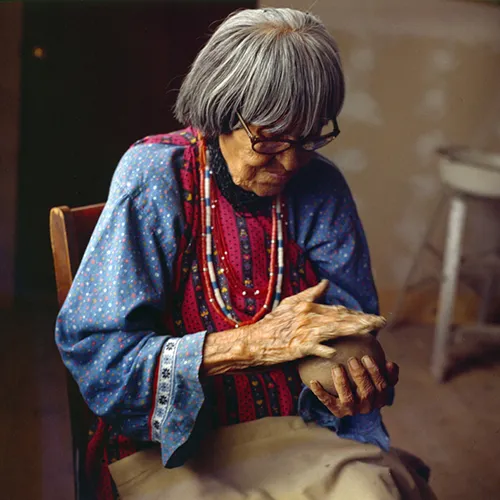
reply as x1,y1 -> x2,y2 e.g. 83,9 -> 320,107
198,138 -> 285,327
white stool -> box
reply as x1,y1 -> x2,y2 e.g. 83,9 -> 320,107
390,147 -> 500,382
431,147 -> 500,381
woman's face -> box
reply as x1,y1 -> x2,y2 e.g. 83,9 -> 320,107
219,124 -> 314,197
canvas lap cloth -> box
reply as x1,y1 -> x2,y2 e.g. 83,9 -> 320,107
109,416 -> 436,500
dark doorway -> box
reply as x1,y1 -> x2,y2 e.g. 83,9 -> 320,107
16,1 -> 255,303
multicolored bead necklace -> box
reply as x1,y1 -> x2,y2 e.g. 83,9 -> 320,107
198,138 -> 285,327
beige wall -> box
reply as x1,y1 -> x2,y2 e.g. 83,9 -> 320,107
0,3 -> 22,308
261,0 -> 500,312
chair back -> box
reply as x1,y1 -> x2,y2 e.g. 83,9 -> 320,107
50,203 -> 105,305
49,202 -> 105,500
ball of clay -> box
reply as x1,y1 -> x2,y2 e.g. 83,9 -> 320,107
297,334 -> 386,396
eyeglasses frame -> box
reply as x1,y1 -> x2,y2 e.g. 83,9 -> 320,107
235,111 -> 340,155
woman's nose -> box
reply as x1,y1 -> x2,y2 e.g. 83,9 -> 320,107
278,148 -> 302,172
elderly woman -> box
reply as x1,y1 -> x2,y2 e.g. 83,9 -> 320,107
56,7 -> 433,500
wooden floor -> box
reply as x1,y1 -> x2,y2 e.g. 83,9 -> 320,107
1,306 -> 500,499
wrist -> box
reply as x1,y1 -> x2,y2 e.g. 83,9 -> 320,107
201,324 -> 258,376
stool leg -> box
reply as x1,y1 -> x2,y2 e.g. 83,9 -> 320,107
387,194 -> 446,330
431,195 -> 467,382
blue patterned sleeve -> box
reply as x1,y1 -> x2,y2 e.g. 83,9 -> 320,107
289,158 -> 379,314
290,157 -> 392,451
55,143 -> 206,467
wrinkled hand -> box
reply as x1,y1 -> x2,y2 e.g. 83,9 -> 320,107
248,280 -> 386,366
310,357 -> 399,417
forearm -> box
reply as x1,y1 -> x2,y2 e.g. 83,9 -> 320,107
201,325 -> 259,376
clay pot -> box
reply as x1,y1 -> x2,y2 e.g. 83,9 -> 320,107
297,334 -> 386,396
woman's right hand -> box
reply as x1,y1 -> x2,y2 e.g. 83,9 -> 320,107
201,279 -> 385,376
246,280 -> 386,366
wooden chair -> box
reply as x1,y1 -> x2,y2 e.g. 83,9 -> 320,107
50,203 -> 106,500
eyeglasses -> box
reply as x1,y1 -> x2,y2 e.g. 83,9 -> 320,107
236,111 -> 340,155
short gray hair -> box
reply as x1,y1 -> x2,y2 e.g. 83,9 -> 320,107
174,7 -> 345,138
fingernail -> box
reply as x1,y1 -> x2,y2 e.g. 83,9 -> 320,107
348,357 -> 361,370
333,365 -> 343,377
362,356 -> 374,368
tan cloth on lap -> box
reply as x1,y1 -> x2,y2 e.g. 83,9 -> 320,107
109,416 -> 437,500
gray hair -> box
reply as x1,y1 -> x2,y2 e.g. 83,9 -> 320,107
174,7 -> 345,138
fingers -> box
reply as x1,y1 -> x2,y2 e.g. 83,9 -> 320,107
310,380 -> 337,408
361,356 -> 388,392
310,304 -> 386,333
346,313 -> 386,332
386,361 -> 400,386
309,344 -> 337,359
310,380 -> 345,418
294,280 -> 329,303
347,358 -> 375,413
312,359 -> 397,418
313,316 -> 385,342
332,314 -> 385,336
361,357 -> 398,410
332,365 -> 356,416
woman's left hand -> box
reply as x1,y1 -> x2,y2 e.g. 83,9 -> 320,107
310,357 -> 399,418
